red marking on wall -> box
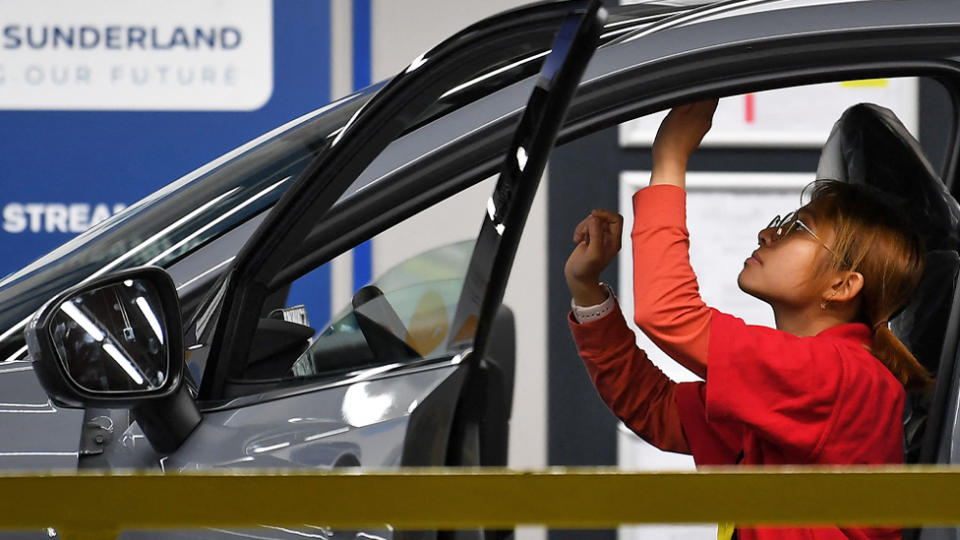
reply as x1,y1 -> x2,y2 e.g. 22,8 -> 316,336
745,93 -> 755,124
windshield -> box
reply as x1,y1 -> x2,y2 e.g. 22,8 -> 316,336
0,91 -> 373,360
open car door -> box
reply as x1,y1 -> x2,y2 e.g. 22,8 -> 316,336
194,0 -> 607,402
179,3 -> 607,539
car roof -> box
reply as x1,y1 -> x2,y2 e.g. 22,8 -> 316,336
611,0 -> 916,39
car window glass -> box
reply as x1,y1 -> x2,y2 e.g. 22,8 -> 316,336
289,240 -> 473,377
233,178 -> 495,386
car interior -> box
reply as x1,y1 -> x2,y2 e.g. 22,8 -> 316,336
816,102 -> 960,465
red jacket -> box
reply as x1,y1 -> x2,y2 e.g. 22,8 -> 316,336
569,185 -> 904,539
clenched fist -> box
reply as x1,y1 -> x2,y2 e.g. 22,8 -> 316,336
564,209 -> 624,307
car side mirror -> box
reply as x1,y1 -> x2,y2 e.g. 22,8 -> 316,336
26,266 -> 200,453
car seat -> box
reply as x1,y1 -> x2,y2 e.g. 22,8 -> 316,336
817,103 -> 960,465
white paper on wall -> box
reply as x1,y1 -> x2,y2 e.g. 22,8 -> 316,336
619,79 -> 918,148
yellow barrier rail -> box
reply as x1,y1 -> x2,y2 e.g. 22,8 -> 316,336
4,467 -> 960,539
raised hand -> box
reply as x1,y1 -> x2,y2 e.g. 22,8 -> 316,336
564,209 -> 624,306
651,99 -> 719,187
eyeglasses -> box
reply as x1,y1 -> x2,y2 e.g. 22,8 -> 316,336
765,211 -> 844,262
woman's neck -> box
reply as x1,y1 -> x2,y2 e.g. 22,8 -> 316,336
772,304 -> 855,337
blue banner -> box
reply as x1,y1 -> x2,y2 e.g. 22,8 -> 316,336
0,0 -> 333,324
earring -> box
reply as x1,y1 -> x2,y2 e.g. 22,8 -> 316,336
821,290 -> 837,311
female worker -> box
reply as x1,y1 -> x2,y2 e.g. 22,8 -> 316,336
564,99 -> 929,540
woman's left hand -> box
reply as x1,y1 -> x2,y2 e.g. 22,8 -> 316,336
651,99 -> 719,186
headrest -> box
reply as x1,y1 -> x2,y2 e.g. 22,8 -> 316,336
817,103 -> 960,251
891,250 -> 960,372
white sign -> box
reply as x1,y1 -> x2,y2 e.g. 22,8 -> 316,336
619,79 -> 918,148
0,0 -> 273,110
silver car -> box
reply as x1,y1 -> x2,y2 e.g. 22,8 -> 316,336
5,0 -> 960,539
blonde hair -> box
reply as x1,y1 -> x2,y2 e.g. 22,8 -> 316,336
806,180 -> 932,390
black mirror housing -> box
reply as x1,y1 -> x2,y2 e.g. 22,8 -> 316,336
26,266 -> 186,409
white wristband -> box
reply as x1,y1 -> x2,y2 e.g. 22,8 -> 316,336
571,283 -> 616,323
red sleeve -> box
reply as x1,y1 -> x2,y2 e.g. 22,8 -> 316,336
631,185 -> 711,378
569,306 -> 690,454
705,310 -> 843,459
675,382 -> 743,465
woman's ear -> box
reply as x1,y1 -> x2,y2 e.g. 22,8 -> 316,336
826,271 -> 864,304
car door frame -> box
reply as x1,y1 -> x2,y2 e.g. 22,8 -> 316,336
193,0 -> 607,403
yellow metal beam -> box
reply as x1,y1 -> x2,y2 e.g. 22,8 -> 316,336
3,467 -> 960,535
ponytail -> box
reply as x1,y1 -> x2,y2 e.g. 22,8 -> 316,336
871,324 -> 933,391
806,180 -> 931,391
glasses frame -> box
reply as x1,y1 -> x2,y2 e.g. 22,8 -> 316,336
766,211 -> 844,263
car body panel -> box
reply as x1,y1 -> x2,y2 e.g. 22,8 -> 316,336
0,366 -> 81,470
89,363 -> 460,471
